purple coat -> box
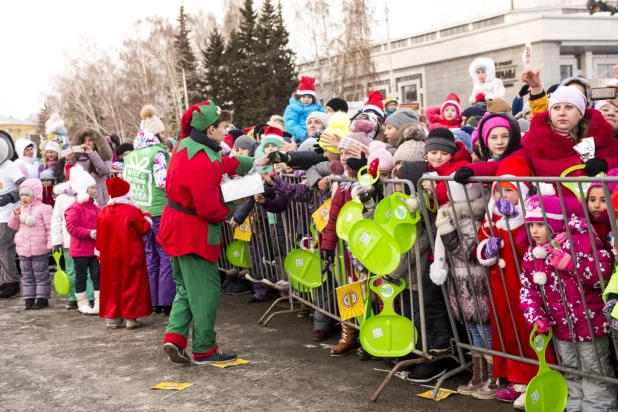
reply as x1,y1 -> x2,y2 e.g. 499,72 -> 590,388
519,216 -> 613,341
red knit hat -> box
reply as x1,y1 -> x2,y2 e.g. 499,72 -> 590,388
440,93 -> 461,117
493,156 -> 533,198
106,177 -> 131,200
363,91 -> 385,118
64,163 -> 76,181
297,76 -> 316,97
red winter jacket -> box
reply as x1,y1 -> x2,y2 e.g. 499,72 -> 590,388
468,109 -> 618,178
321,182 -> 353,252
429,141 -> 472,206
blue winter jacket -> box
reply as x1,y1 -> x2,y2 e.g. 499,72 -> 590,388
283,97 -> 325,143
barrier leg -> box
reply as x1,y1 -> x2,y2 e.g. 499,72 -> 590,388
258,295 -> 304,326
431,361 -> 471,399
370,358 -> 425,402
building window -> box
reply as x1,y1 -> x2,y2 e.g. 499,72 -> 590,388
401,84 -> 418,103
597,64 -> 614,78
372,45 -> 382,54
560,65 -> 573,80
396,74 -> 423,90
8,128 -> 12,133
17,128 -> 22,134
472,16 -> 504,30
440,24 -> 468,38
391,39 -> 408,49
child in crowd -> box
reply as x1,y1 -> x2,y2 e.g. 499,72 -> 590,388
476,113 -> 522,162
113,143 -> 134,171
51,164 -> 95,309
430,180 -> 493,396
476,157 -> 554,405
325,98 -> 348,115
520,185 -> 616,412
64,165 -> 101,315
426,93 -> 463,131
468,57 -> 505,104
14,139 -> 40,179
39,141 -> 61,207
233,135 -> 258,157
254,126 -> 286,172
284,76 -> 325,143
8,179 -> 52,310
587,170 -> 618,250
97,177 -> 153,329
383,109 -> 421,145
384,97 -> 398,118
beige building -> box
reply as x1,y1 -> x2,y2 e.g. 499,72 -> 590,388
0,115 -> 38,141
298,3 -> 618,111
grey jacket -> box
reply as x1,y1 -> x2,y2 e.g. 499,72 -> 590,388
306,161 -> 331,188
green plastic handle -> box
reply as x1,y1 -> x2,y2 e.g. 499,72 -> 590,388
52,250 -> 62,267
529,324 -> 552,374
391,192 -> 421,224
561,163 -> 605,178
369,276 -> 406,316
357,164 -> 379,187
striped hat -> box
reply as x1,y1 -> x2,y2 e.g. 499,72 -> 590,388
338,119 -> 373,153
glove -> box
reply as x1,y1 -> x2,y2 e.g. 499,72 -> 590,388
267,151 -> 290,164
0,192 -> 17,207
313,143 -> 324,155
293,170 -> 306,177
603,298 -> 618,340
321,250 -> 335,273
518,84 -> 530,97
346,152 -> 368,172
453,167 -> 474,185
547,248 -> 574,271
495,197 -> 519,218
484,237 -> 503,258
405,198 -> 420,212
382,275 -> 402,287
90,230 -> 97,240
584,158 -> 608,176
356,185 -> 376,209
435,209 -> 451,231
534,318 -> 550,334
52,245 -> 63,254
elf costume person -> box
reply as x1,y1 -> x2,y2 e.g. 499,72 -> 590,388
158,100 -> 253,365
97,177 -> 153,329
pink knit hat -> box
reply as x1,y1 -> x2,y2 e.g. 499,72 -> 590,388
471,128 -> 479,147
478,112 -> 511,145
367,141 -> 394,172
587,168 -> 618,195
525,184 -> 565,234
338,119 -> 373,152
550,86 -> 586,116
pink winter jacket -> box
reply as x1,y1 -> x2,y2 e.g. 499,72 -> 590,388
8,179 -> 53,257
519,216 -> 613,341
65,198 -> 99,257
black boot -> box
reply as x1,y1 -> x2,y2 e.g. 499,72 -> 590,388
24,298 -> 35,310
161,306 -> 172,316
32,298 -> 49,310
153,306 -> 162,314
0,282 -> 20,299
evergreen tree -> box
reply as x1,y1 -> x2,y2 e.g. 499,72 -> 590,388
222,31 -> 244,115
175,5 -> 198,104
201,27 -> 226,103
269,2 -> 297,117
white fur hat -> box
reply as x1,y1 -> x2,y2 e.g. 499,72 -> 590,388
45,113 -> 65,136
69,165 -> 96,203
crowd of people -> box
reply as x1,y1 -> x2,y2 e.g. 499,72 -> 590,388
1,57 -> 618,410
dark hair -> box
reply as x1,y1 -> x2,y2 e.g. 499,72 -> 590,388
161,139 -> 174,151
208,110 -> 233,132
478,113 -> 522,161
295,94 -> 316,104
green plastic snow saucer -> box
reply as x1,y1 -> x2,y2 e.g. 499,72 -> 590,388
347,220 -> 400,275
226,240 -> 252,268
359,277 -> 417,357
336,199 -> 364,242
374,192 -> 420,254
52,250 -> 70,296
560,164 -> 605,201
284,249 -> 326,294
525,326 -> 567,412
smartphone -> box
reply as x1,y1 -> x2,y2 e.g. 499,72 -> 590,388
591,87 -> 616,100
73,146 -> 85,153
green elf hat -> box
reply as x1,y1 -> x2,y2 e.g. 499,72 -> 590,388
180,99 -> 222,138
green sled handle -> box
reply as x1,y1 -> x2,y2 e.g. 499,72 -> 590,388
369,276 -> 406,317
529,324 -> 553,374
389,192 -> 421,225
357,164 -> 380,188
52,250 -> 70,296
560,164 -> 605,201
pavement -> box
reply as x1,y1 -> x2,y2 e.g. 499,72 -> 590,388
0,293 -> 516,412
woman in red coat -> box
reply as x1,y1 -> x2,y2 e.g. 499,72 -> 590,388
97,177 -> 153,329
455,86 -> 618,185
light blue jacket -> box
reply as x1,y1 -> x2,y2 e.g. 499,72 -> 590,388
283,97 -> 325,143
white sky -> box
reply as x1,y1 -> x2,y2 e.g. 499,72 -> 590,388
0,0 -> 569,120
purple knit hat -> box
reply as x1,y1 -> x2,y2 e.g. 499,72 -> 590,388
525,184 -> 565,234
478,112 -> 511,145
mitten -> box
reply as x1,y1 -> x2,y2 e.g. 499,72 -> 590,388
90,230 -> 97,240
453,167 -> 474,185
518,84 -> 530,97
495,197 -> 519,218
0,192 -> 17,207
534,318 -> 550,334
547,249 -> 574,271
405,198 -> 420,212
267,151 -> 290,164
435,209 -> 452,232
293,170 -> 306,177
356,185 -> 376,209
346,152 -> 368,172
584,158 -> 608,176
484,237 -> 503,258
321,249 -> 335,274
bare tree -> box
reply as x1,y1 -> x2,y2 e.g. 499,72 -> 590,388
222,0 -> 244,41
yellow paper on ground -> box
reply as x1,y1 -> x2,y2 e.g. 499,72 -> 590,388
211,359 -> 251,368
336,281 -> 365,321
416,388 -> 457,401
151,382 -> 193,391
312,198 -> 332,232
234,218 -> 252,241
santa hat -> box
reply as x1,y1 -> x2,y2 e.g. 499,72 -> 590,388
69,165 -> 96,203
367,141 -> 394,173
45,113 -> 67,136
64,163 -> 76,181
440,93 -> 461,117
140,105 -> 165,136
525,184 -> 565,234
260,126 -> 285,148
363,91 -> 385,119
297,76 -> 316,98
338,119 -> 373,152
106,177 -> 131,200
492,156 -> 533,198
44,141 -> 60,154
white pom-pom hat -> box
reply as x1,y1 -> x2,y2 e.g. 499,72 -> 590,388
69,165 -> 96,203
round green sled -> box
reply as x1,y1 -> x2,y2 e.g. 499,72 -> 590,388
336,200 -> 364,242
347,220 -> 400,275
374,192 -> 420,254
525,326 -> 567,412
226,240 -> 252,268
359,277 -> 417,357
52,250 -> 70,296
284,249 -> 326,294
